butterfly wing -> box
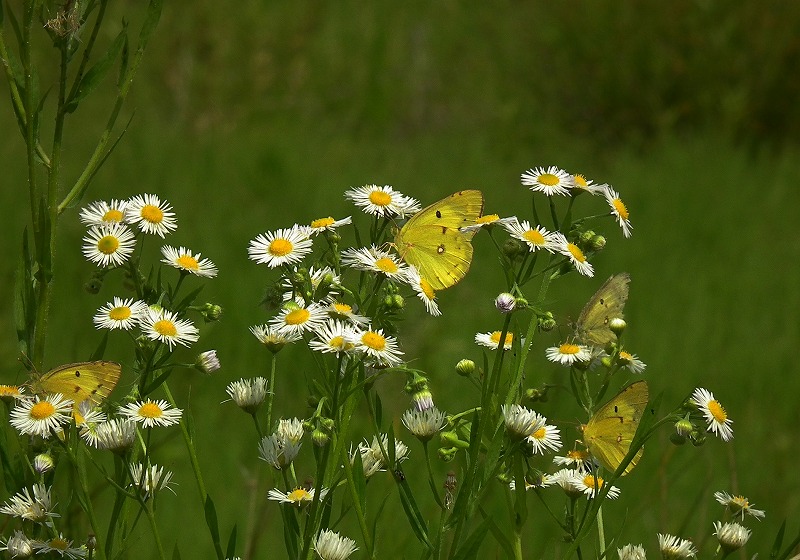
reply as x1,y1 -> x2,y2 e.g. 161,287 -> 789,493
583,380 -> 649,475
395,190 -> 484,290
575,272 -> 631,346
35,361 -> 122,405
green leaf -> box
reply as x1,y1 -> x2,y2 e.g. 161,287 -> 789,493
478,507 -> 514,559
225,525 -> 238,560
65,23 -> 127,113
451,517 -> 491,560
773,521 -> 800,560
203,495 -> 224,559
171,545 -> 181,560
771,520 -> 786,558
90,332 -> 110,360
14,229 -> 35,357
175,285 -> 204,313
374,392 -> 383,429
396,478 -> 432,549
351,447 -> 367,515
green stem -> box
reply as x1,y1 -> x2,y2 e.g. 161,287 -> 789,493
143,500 -> 167,560
266,352 -> 277,431
596,505 -> 606,558
339,443 -> 374,554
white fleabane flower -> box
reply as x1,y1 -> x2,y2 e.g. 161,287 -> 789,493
161,245 -> 218,277
617,544 -> 647,560
714,490 -> 765,520
325,302 -> 369,326
130,463 -> 176,498
226,377 -> 269,413
657,534 -> 697,559
691,388 -> 733,441
502,219 -> 564,253
354,328 -> 404,367
402,407 -> 447,441
314,529 -> 358,560
250,323 -> 302,353
31,533 -> 87,559
0,530 -> 34,558
120,399 -> 182,428
521,166 -> 574,196
308,215 -> 352,234
140,307 -> 199,349
9,394 -> 73,438
402,265 -> 441,316
355,434 -> 409,478
269,303 -> 328,336
309,320 -> 360,355
713,521 -> 751,552
93,297 -> 148,330
546,342 -> 592,366
571,174 -> 607,196
82,223 -> 136,267
556,241 -> 594,277
501,404 -> 546,439
527,422 -> 562,455
604,186 -> 633,238
344,184 -> 421,218
618,350 -> 646,373
341,246 -> 408,279
475,330 -> 516,350
575,473 -> 620,499
126,194 -> 177,237
0,483 -> 58,524
79,199 -> 129,226
267,486 -> 328,506
248,226 -> 313,268
92,419 -> 137,452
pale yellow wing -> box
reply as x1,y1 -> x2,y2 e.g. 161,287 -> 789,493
394,190 -> 484,290
583,380 -> 649,475
34,361 -> 122,405
575,272 -> 630,346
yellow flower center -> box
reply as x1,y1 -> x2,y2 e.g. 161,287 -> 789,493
103,208 -> 124,222
538,173 -> 559,186
708,399 -> 728,423
559,343 -> 580,355
476,214 -> 499,225
523,229 -> 545,245
618,350 -> 632,362
109,306 -> 132,321
141,204 -> 164,224
268,238 -> 293,257
0,385 -> 21,397
567,243 -> 586,263
582,474 -> 603,490
97,235 -> 120,255
368,190 -> 392,207
490,331 -> 513,346
332,302 -> 353,314
567,449 -> 589,461
612,198 -> 629,220
362,331 -> 386,351
31,400 -> 56,420
419,277 -> 436,299
531,426 -> 546,440
154,319 -> 178,337
574,174 -> 588,188
176,254 -> 199,270
139,402 -> 164,419
287,488 -> 311,502
285,309 -> 310,326
49,537 -> 69,550
311,217 -> 335,228
375,257 -> 398,274
329,335 -> 345,349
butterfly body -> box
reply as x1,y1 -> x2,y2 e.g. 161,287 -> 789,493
394,190 -> 484,290
582,380 -> 649,475
32,361 -> 121,405
575,272 -> 630,346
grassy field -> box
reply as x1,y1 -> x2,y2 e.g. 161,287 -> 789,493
1,2 -> 798,558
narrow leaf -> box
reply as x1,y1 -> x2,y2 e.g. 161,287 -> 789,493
89,332 -> 110,360
65,23 -> 127,113
451,518 -> 491,560
225,525 -> 237,560
203,495 -> 224,559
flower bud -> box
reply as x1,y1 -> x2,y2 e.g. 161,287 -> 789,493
502,238 -> 527,259
609,317 -> 626,335
590,234 -> 606,251
495,293 -> 516,314
200,303 -> 223,323
411,389 -> 434,412
579,230 -> 595,243
689,430 -> 706,446
538,312 -> 556,332
84,277 -> 102,294
669,431 -> 687,446
437,447 -> 458,462
195,350 -> 221,374
674,418 -> 693,436
312,429 -> 330,447
455,359 -> 475,377
34,453 -> 55,474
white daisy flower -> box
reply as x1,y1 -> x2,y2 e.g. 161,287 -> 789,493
617,544 -> 647,560
259,432 -> 302,470
269,302 -> 328,336
267,486 -> 328,506
713,521 -> 751,552
618,350 -> 646,373
501,404 -> 546,439
341,245 -> 408,279
196,350 -> 221,374
120,399 -> 182,428
402,265 -> 441,317
553,449 -> 594,472
502,219 -> 564,253
355,434 -> 409,478
79,199 -> 129,226
402,407 -> 447,441
225,377 -> 269,413
691,387 -> 733,441
31,533 -> 87,559
575,472 -> 620,499
0,482 -> 58,524
82,223 -> 136,268
459,214 -> 517,234
521,166 -> 574,196
344,184 -> 421,218
325,302 -> 369,325
714,490 -> 765,520
93,297 -> 148,330
603,186 -> 633,238
475,330 -> 516,351
9,394 -> 73,438
250,324 -> 303,353
314,529 -> 358,560
309,320 -> 360,355
571,174 -> 607,196
308,215 -> 352,235
76,401 -> 107,447
0,530 -> 33,558
550,468 -> 584,498
126,194 -> 177,237
354,328 -> 404,367
556,241 -> 594,277
277,417 -> 305,444
139,307 -> 199,349
130,463 -> 176,498
160,245 -> 218,278
657,533 -> 697,559
546,342 -> 592,366
0,384 -> 26,401
248,226 -> 313,268
92,419 -> 137,452
527,423 -> 562,455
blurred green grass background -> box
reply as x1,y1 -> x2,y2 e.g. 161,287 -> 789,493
2,1 -> 799,557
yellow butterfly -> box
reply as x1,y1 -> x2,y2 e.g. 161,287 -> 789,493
394,190 -> 484,291
575,272 -> 630,346
30,361 -> 122,405
582,380 -> 649,475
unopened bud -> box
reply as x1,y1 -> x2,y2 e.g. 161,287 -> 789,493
609,317 -> 626,335
455,359 -> 475,377
495,293 -> 516,314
